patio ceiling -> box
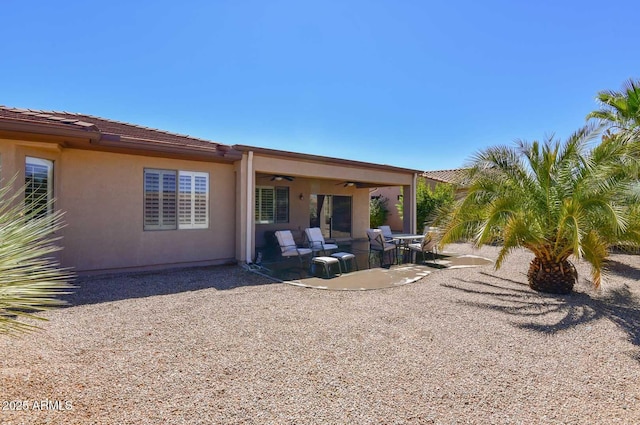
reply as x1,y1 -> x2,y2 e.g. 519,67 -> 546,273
255,173 -> 401,189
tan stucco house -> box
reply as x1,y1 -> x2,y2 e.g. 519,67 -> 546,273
0,106 -> 419,274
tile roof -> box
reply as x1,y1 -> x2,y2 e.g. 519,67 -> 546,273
0,106 -> 226,151
0,105 -> 421,172
422,168 -> 467,185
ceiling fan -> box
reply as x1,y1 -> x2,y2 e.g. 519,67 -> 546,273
268,175 -> 294,182
336,181 -> 359,187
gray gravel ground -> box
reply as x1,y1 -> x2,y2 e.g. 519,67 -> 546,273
2,243 -> 640,424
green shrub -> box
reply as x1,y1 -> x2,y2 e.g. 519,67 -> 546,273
397,180 -> 455,231
370,196 -> 389,228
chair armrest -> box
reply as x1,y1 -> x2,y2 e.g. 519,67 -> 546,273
279,243 -> 298,252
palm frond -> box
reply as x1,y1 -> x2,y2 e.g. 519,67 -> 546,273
588,79 -> 640,131
580,231 -> 609,288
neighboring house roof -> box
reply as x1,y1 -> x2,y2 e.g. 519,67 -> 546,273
0,106 -> 241,161
422,168 -> 467,185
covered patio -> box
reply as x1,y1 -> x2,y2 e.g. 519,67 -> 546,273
233,145 -> 421,265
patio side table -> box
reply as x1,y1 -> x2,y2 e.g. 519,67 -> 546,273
312,256 -> 342,278
331,252 -> 358,272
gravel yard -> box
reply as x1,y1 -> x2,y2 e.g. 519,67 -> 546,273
2,243 -> 640,424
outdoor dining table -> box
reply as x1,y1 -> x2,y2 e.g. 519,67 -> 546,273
391,233 -> 424,264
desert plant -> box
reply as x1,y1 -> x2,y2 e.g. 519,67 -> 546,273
439,124 -> 640,294
0,176 -> 74,336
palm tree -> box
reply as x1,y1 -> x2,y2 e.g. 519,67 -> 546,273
439,124 -> 640,294
586,78 -> 640,131
0,176 -> 74,336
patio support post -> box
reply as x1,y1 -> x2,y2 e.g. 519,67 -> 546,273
412,172 -> 417,233
245,151 -> 254,263
402,173 -> 417,234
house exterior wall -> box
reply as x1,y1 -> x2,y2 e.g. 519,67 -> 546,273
2,134 -> 418,270
1,138 -> 237,273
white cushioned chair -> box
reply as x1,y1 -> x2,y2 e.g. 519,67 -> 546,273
275,230 -> 313,268
304,227 -> 339,255
367,228 -> 397,268
408,230 -> 439,264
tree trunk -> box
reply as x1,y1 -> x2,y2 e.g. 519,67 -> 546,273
527,257 -> 577,295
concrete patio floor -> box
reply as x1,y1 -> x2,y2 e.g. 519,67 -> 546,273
251,246 -> 494,290
287,264 -> 433,290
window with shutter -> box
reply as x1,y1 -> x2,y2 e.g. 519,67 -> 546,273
144,169 -> 177,230
162,173 -> 177,226
25,157 -> 53,219
144,169 -> 208,230
255,186 -> 275,224
275,187 -> 289,223
193,174 -> 208,226
178,171 -> 209,229
178,173 -> 192,227
255,186 -> 289,224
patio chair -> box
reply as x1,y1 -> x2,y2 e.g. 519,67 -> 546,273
378,225 -> 397,243
304,227 -> 339,255
274,230 -> 313,269
408,231 -> 438,264
367,228 -> 397,268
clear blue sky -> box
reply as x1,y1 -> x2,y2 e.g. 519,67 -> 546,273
1,1 -> 638,171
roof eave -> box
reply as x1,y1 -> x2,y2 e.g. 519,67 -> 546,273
95,135 -> 243,161
233,144 -> 421,174
0,117 -> 101,143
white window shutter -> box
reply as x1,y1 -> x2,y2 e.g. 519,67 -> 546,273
144,169 -> 177,230
178,171 -> 209,229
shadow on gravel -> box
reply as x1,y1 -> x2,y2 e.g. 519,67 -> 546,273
442,271 -> 640,349
61,265 -> 276,307
606,259 -> 640,281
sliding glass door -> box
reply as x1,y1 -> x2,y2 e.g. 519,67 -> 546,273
310,194 -> 352,239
